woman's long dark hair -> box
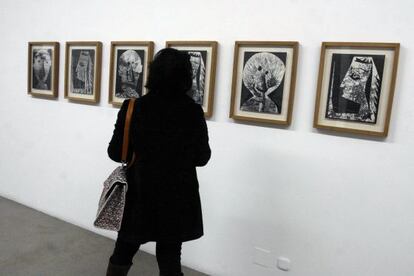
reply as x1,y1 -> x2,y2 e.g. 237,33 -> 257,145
145,48 -> 193,97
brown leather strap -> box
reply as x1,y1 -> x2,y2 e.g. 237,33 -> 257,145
121,98 -> 136,163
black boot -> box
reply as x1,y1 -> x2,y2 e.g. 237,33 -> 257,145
106,260 -> 132,276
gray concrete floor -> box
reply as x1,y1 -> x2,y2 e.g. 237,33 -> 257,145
0,196 -> 208,276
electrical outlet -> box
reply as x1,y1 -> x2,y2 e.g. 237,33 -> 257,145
277,257 -> 291,271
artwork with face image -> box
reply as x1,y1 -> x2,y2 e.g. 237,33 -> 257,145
70,49 -> 95,95
32,48 -> 52,90
28,42 -> 59,98
181,50 -> 207,105
115,49 -> 145,98
240,51 -> 286,114
325,54 -> 385,123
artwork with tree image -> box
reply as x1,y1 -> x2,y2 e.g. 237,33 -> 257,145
115,49 -> 145,98
70,49 -> 95,95
325,54 -> 385,123
32,48 -> 52,90
240,51 -> 286,114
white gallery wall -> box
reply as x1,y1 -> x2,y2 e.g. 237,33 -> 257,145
1,0 -> 413,275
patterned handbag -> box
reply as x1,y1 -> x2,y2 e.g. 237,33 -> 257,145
94,99 -> 136,231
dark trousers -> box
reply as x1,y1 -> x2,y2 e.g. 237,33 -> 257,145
110,238 -> 183,275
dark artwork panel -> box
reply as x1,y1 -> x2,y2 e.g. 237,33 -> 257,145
32,48 -> 52,90
325,53 -> 385,123
239,51 -> 287,114
115,49 -> 145,98
70,49 -> 95,95
181,50 -> 207,105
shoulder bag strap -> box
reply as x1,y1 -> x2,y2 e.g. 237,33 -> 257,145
121,98 -> 136,164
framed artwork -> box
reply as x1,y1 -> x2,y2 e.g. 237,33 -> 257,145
27,42 -> 59,98
64,41 -> 102,103
165,41 -> 218,118
229,41 -> 299,125
108,41 -> 154,107
314,42 -> 400,137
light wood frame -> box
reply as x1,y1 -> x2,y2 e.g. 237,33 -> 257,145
229,41 -> 299,125
108,41 -> 154,107
165,41 -> 218,118
28,41 -> 59,98
313,42 -> 400,137
64,41 -> 102,104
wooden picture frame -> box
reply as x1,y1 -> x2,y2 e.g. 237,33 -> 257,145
165,41 -> 218,118
229,41 -> 299,125
108,41 -> 154,107
27,42 -> 59,98
313,42 -> 400,137
64,41 -> 102,104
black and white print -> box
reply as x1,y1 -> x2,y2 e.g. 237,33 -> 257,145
32,48 -> 52,90
240,51 -> 286,114
70,49 -> 95,95
181,50 -> 207,105
166,41 -> 217,117
325,54 -> 385,123
115,49 -> 145,98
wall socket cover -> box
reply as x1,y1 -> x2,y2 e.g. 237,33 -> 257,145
277,257 -> 291,271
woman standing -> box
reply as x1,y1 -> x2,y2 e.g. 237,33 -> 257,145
106,48 -> 211,276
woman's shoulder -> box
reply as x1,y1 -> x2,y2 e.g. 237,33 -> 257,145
120,96 -> 143,106
140,93 -> 198,107
117,97 -> 146,119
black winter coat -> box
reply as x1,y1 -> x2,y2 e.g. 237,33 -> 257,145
108,93 -> 211,244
